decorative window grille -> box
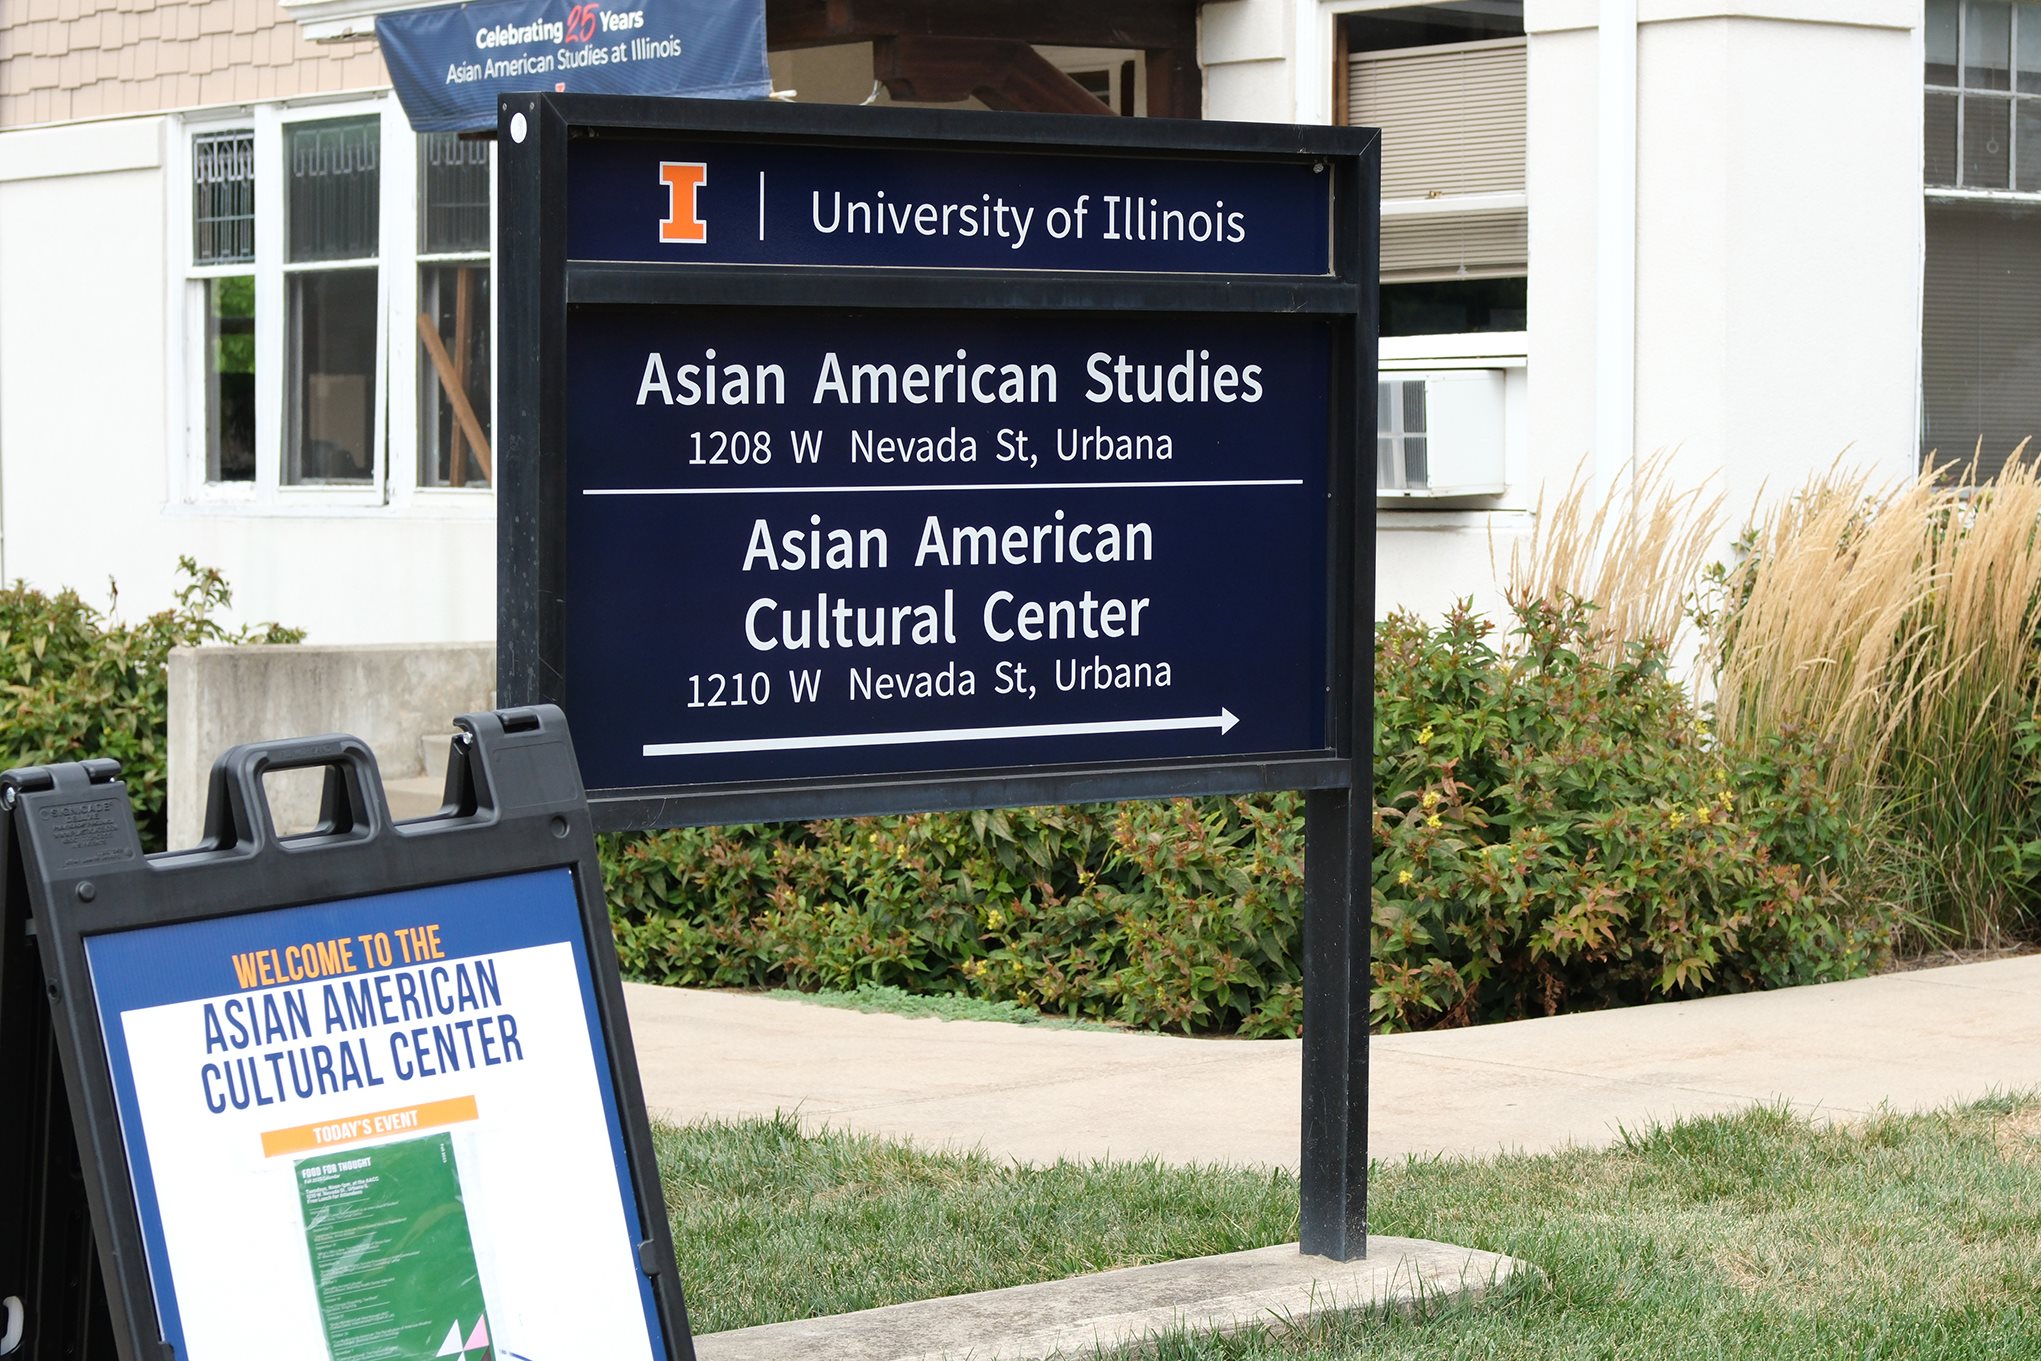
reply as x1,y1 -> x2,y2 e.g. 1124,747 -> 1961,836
193,132 -> 255,267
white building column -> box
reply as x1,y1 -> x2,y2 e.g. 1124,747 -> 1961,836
1593,0 -> 1637,496
1528,0 -> 1923,530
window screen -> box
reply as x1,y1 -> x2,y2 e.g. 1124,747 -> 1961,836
193,132 -> 255,267
1920,201 -> 2041,477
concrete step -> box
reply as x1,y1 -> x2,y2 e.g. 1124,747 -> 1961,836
382,773 -> 446,822
420,733 -> 460,783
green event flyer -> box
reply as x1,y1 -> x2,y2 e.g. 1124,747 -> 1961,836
296,1133 -> 495,1361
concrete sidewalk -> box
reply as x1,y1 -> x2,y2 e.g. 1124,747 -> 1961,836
623,955 -> 2041,1167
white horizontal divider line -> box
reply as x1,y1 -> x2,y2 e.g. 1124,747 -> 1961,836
644,708 -> 1240,757
584,478 -> 1304,496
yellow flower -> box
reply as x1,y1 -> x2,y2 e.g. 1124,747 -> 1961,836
1718,789 -> 1735,809
1426,813 -> 1442,829
1695,805 -> 1712,825
1416,725 -> 1435,746
1421,790 -> 1441,810
1667,809 -> 1686,828
986,908 -> 1006,931
1397,869 -> 1414,886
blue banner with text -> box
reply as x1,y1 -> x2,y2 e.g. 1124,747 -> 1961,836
378,0 -> 767,134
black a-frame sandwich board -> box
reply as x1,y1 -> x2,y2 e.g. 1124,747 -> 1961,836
0,707 -> 694,1361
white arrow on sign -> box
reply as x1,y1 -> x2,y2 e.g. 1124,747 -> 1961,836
643,709 -> 1240,758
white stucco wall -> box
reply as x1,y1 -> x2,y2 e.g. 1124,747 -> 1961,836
1527,2 -> 1923,530
1203,0 -> 1297,123
0,116 -> 495,645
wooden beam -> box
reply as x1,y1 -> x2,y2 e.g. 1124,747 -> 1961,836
770,0 -> 1194,53
1143,7 -> 1201,119
449,266 -> 475,486
1144,42 -> 1201,119
874,35 -> 1114,115
417,313 -> 493,483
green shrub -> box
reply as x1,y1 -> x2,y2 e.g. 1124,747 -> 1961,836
605,592 -> 1903,1035
1370,594 -> 1897,1031
606,799 -> 1305,1035
0,559 -> 301,849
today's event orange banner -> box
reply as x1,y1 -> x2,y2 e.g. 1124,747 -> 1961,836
260,1094 -> 479,1158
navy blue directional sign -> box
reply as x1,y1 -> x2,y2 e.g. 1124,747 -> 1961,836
564,306 -> 1331,792
498,95 -> 1376,831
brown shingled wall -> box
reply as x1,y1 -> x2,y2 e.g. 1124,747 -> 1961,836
0,0 -> 391,127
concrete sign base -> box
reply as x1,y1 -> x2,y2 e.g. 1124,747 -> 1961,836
695,1238 -> 1535,1361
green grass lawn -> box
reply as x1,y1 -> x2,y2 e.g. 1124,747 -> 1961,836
659,1096 -> 2041,1357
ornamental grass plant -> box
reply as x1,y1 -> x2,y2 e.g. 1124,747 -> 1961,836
1707,453 -> 2041,946
1503,451 -> 1724,664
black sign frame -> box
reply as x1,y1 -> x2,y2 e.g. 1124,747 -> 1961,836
500,94 -> 1379,1261
1,710 -> 698,1361
496,94 -> 1378,834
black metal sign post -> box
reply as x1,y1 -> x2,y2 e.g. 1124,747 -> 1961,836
0,709 -> 698,1361
497,95 -> 1378,1260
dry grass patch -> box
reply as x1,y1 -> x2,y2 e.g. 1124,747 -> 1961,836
1992,1106 -> 2041,1164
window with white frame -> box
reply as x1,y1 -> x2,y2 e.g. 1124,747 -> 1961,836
180,103 -> 494,505
1340,2 -> 1524,496
1925,0 -> 2041,191
418,133 -> 493,488
1922,0 -> 2041,478
285,117 -> 382,486
192,131 -> 257,484
1059,59 -> 1139,116
1342,2 -> 1527,338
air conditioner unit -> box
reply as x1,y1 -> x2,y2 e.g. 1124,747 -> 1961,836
1377,369 -> 1507,497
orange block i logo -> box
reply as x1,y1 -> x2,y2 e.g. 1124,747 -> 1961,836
659,162 -> 708,243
